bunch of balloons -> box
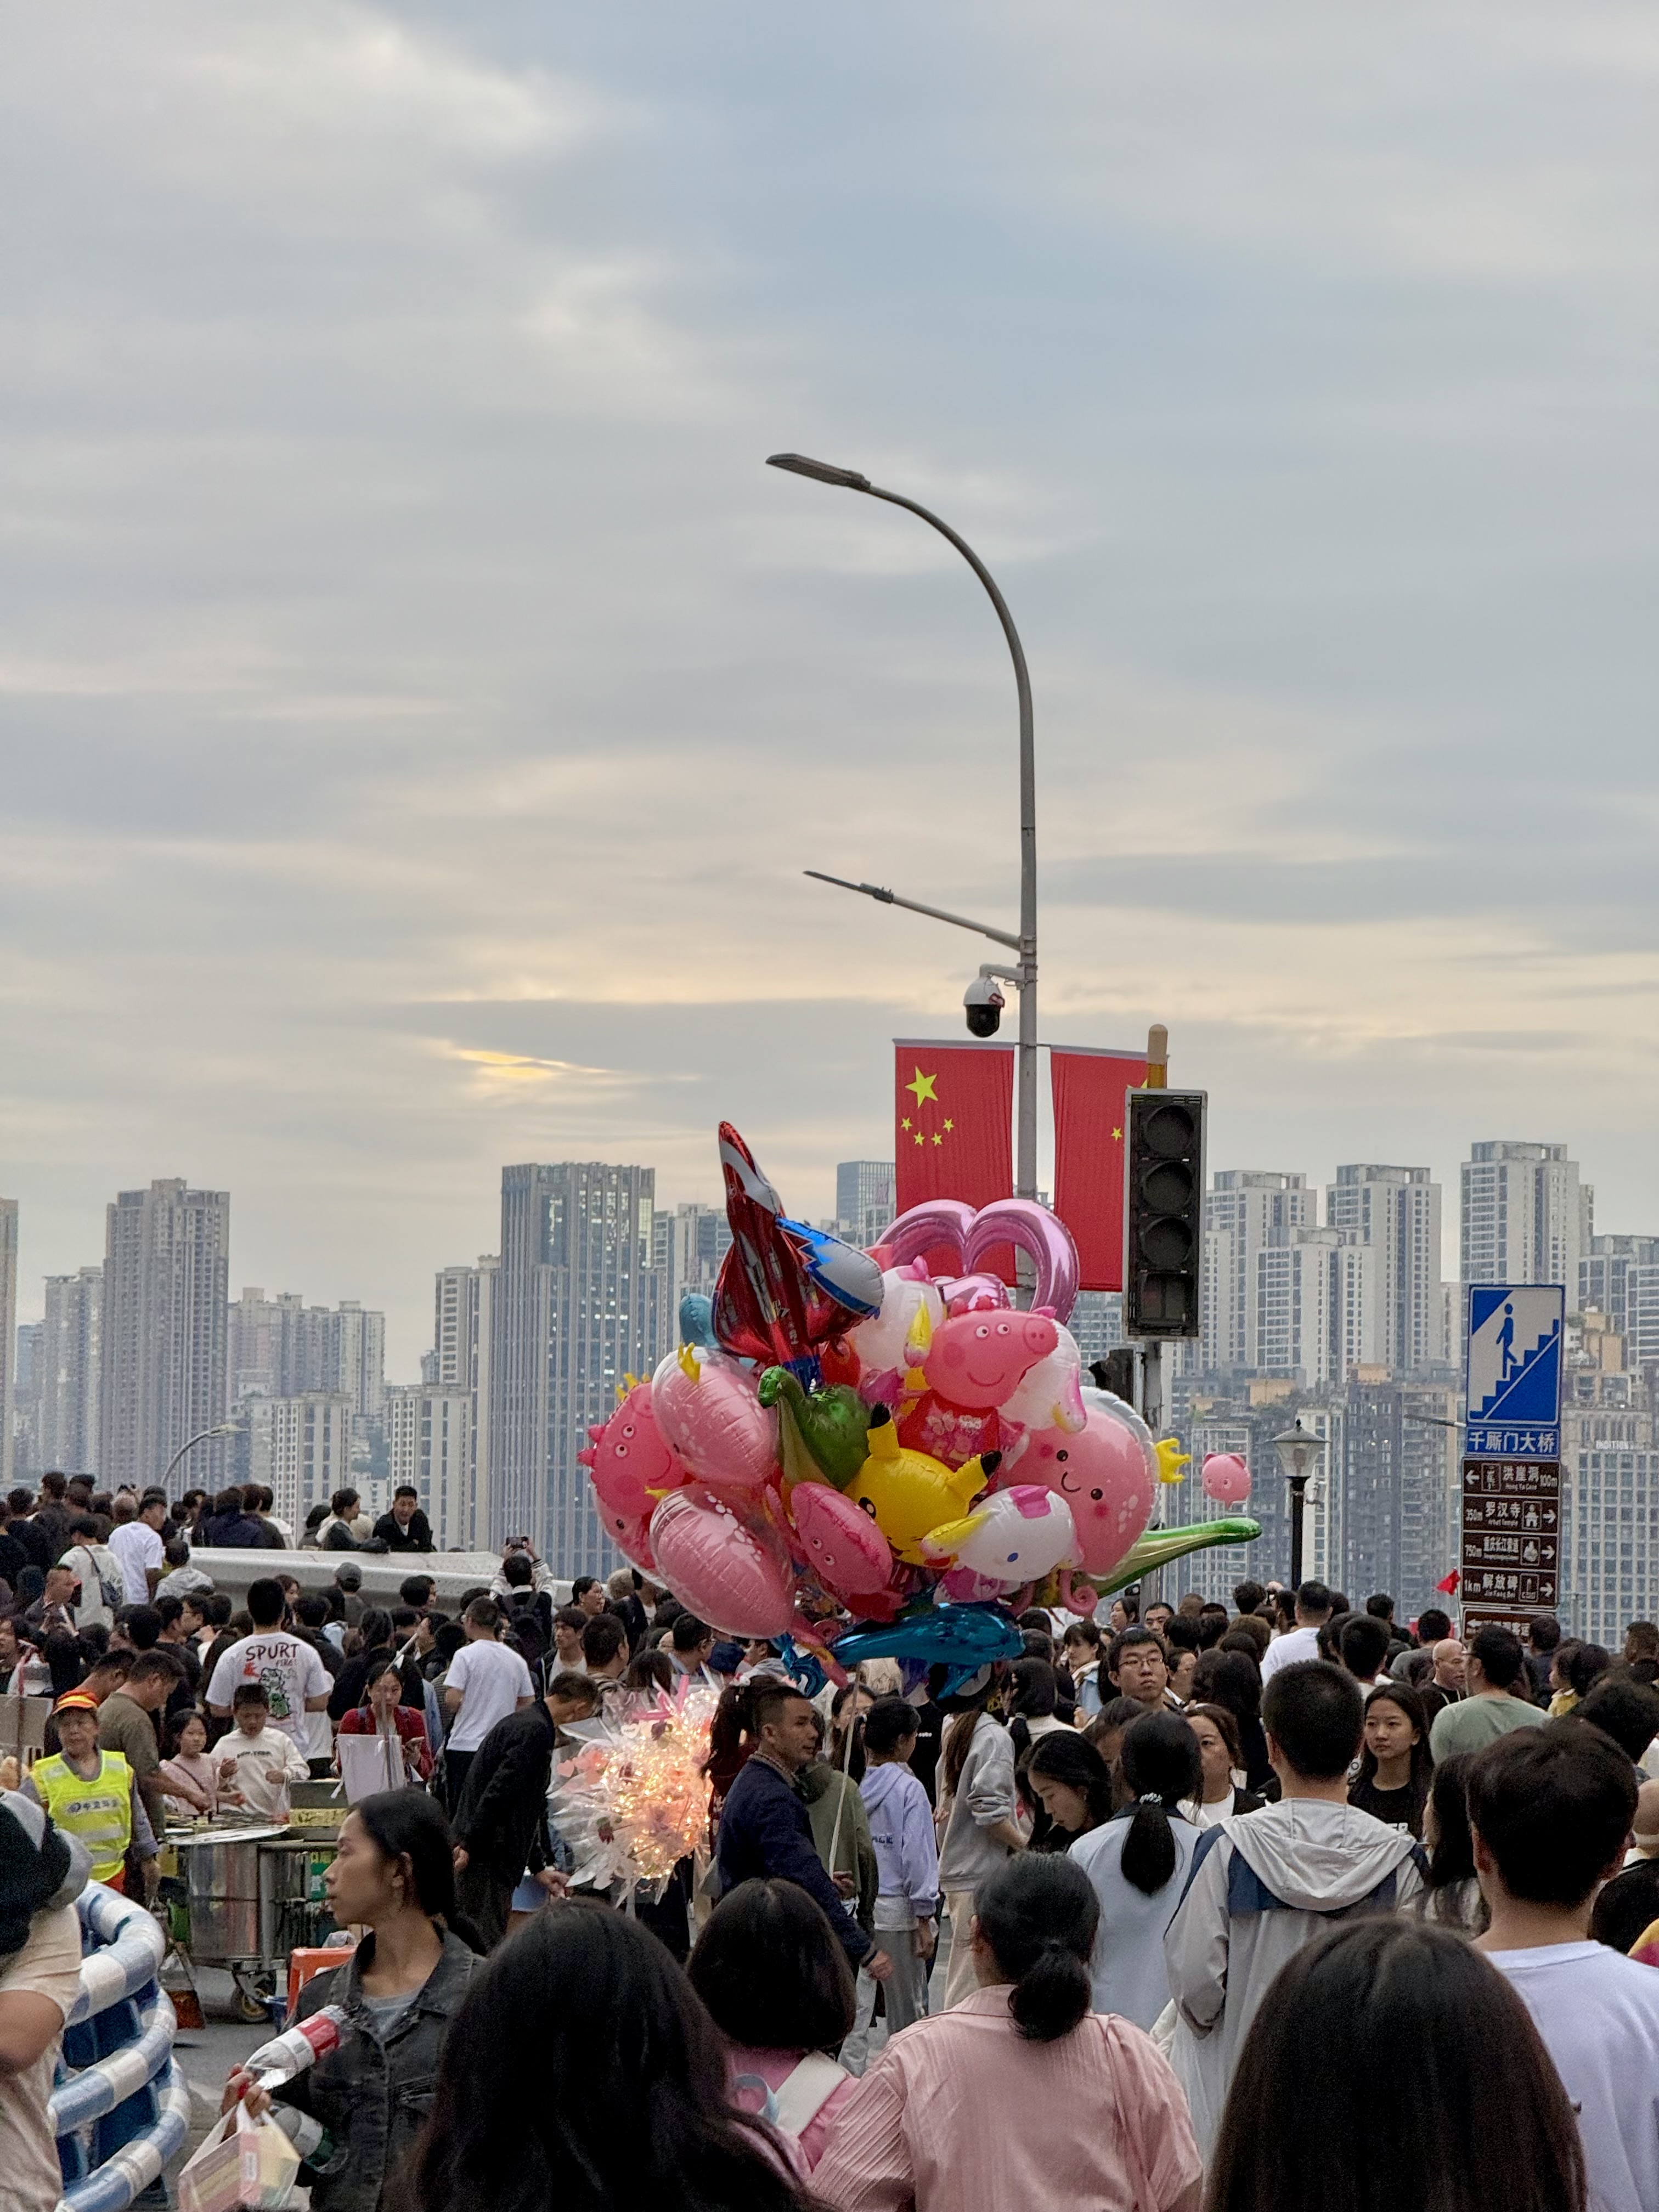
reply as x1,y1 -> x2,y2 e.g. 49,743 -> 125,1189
578,1123 -> 1260,1682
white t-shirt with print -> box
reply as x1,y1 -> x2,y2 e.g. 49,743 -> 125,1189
444,1638 -> 533,1751
207,1632 -> 330,1749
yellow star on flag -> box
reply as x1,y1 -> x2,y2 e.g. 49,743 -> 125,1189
931,1131 -> 943,1146
1112,1126 -> 1122,1142
900,1116 -> 912,1131
906,1068 -> 939,1108
943,1118 -> 953,1132
913,1131 -> 924,1147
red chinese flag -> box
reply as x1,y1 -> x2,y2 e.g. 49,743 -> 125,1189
893,1040 -> 1015,1279
1051,1047 -> 1149,1293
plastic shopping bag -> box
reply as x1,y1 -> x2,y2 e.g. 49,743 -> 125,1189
178,2101 -> 301,2212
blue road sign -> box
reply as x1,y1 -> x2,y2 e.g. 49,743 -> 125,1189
1464,1284 -> 1564,1459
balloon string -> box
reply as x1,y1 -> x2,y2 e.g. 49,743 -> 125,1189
825,1692 -> 857,1888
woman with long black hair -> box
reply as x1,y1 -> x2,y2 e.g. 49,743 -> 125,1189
1206,1918 -> 1584,2212
1070,1709 -> 1203,2026
225,1791 -> 482,2212
409,1900 -> 819,2212
1346,1683 -> 1432,1836
1411,1752 -> 1489,1936
1024,1730 -> 1115,1847
814,1855 -> 1200,2212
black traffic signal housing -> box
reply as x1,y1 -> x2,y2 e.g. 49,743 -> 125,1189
1122,1089 -> 1205,1339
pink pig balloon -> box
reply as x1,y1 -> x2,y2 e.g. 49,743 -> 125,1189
926,1310 -> 1059,1410
1005,1386 -> 1157,1578
577,1379 -> 689,1521
1202,1452 -> 1252,1506
652,1345 -> 779,1496
788,1482 -> 898,1615
599,1507 -> 657,1575
648,1488 -> 795,1637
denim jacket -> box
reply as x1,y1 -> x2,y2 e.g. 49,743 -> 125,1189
274,1930 -> 480,2212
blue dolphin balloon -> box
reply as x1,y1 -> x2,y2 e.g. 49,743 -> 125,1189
832,1600 -> 1025,1696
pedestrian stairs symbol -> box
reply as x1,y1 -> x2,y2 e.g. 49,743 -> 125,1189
1466,1285 -> 1564,1429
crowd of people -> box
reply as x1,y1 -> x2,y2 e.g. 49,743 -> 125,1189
5,1468 -> 1659,2210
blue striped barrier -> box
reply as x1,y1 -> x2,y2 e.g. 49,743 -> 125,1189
52,1886 -> 188,2212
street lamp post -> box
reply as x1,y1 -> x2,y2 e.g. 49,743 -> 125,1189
159,1422 -> 239,1493
1272,1417 -> 1327,1590
768,452 -> 1039,1200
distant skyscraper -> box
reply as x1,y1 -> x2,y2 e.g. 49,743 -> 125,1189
1068,1291 -> 1124,1365
432,1257 -> 497,1547
835,1161 -> 896,1248
1325,1165 -> 1444,1374
250,1393 -> 353,1536
0,1199 -> 16,1491
1461,1143 -> 1591,1296
1202,1173 -> 1314,1371
1562,1444 -> 1659,1649
490,1163 -> 661,1570
1581,1235 -> 1659,1339
100,1180 -> 230,1492
33,1267 -> 104,1476
653,1205 -> 731,1324
12,1322 -> 42,1476
228,1290 -> 385,1423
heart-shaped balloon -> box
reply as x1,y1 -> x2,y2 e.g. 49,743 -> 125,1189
873,1200 -> 1079,1324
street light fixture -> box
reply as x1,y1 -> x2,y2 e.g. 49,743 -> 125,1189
768,452 -> 1039,1201
1272,1417 -> 1327,1590
159,1421 -> 239,1493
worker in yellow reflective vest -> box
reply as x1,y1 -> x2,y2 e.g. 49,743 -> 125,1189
27,1690 -> 158,1894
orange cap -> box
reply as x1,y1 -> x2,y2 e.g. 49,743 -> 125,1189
53,1690 -> 99,1716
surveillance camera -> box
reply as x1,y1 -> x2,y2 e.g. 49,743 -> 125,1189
963,973 -> 1005,1039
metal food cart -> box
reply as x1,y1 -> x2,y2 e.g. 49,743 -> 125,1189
161,1813 -> 342,2022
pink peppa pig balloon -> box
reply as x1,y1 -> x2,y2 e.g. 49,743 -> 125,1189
788,1481 -> 901,1620
1004,1386 -> 1157,1579
648,1488 -> 795,1637
577,1379 -> 689,1521
599,1507 -> 657,1575
1202,1452 -> 1252,1506
651,1344 -> 779,1496
899,1307 -> 1059,1465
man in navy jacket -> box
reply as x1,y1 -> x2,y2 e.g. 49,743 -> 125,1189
715,1681 -> 889,1979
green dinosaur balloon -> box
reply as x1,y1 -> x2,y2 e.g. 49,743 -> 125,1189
757,1368 -> 871,1491
1092,1517 -> 1262,1598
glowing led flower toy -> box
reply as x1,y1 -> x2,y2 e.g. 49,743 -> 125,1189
551,1678 -> 720,1901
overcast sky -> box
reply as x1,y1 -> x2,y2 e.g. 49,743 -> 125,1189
2,3 -> 1655,1372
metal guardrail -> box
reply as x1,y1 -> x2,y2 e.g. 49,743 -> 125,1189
52,1886 -> 189,2212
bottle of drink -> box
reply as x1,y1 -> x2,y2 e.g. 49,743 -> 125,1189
242,2005 -> 348,2091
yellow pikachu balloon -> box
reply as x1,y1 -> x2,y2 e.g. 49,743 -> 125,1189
849,1406 -> 995,1564
1154,1438 -> 1192,1485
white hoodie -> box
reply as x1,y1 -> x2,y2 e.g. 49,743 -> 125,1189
1163,1797 -> 1425,2157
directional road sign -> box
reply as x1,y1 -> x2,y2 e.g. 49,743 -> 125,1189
1464,1284 -> 1564,1459
1459,1455 -> 1562,1625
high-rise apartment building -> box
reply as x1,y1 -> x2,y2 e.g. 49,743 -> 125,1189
1255,1228 -> 1382,1384
1201,1173 -> 1315,1371
835,1161 -> 896,1248
490,1163 -> 661,1570
1582,1236 -> 1659,1342
32,1267 -> 105,1476
433,1257 -> 496,1545
228,1290 -> 385,1423
652,1205 -> 731,1329
12,1323 -> 42,1477
1326,1165 -> 1445,1374
247,1393 -> 354,1536
1461,1143 -> 1591,1296
100,1180 -> 230,1492
1562,1444 -> 1659,1649
0,1200 -> 16,1492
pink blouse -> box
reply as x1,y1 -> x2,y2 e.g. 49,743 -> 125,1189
812,1987 -> 1203,2212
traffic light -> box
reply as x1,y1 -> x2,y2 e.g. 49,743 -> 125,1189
1123,1088 -> 1205,1339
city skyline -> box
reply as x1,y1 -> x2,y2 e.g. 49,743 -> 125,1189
3,1116 -> 1649,1380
